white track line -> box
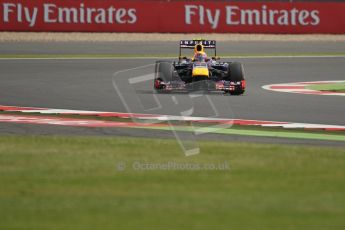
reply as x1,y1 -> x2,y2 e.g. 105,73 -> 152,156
263,80 -> 345,96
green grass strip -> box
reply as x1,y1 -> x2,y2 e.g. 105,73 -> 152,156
139,125 -> 345,142
0,135 -> 345,230
307,83 -> 345,92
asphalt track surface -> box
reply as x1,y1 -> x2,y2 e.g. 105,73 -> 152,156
0,41 -> 345,146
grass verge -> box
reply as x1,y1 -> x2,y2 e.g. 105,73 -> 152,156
307,83 -> 345,93
0,135 -> 344,230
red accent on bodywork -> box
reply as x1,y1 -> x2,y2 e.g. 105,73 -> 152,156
154,79 -> 161,89
241,80 -> 246,89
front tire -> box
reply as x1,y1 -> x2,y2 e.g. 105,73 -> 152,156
154,60 -> 174,91
155,61 -> 174,82
227,62 -> 245,95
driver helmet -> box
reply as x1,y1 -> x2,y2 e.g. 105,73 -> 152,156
194,43 -> 205,53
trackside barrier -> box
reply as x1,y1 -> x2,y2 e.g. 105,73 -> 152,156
0,0 -> 344,33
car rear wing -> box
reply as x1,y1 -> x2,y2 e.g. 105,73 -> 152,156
179,39 -> 217,57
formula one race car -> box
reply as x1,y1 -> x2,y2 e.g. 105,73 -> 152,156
154,39 -> 246,95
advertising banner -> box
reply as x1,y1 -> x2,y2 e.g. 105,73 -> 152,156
0,0 -> 344,33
